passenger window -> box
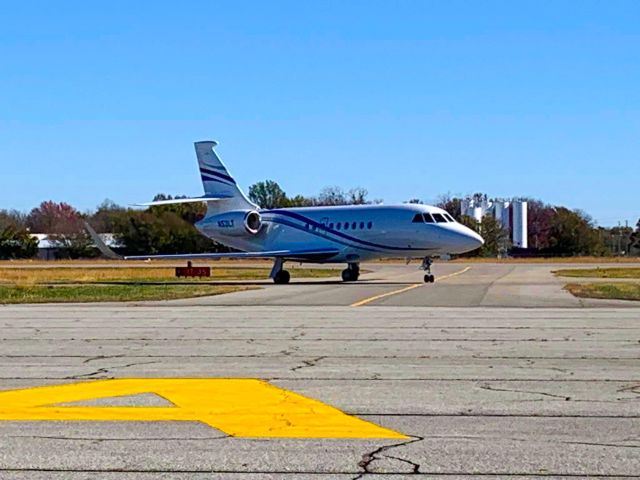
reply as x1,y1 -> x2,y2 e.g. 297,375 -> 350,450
367,221 -> 372,229
344,222 -> 349,230
359,221 -> 364,229
329,223 -> 334,229
432,213 -> 447,223
305,223 -> 310,229
352,222 -> 357,229
423,213 -> 434,223
336,223 -> 341,230
412,213 -> 424,223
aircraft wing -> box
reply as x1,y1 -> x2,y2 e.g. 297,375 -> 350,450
122,248 -> 340,261
84,222 -> 339,262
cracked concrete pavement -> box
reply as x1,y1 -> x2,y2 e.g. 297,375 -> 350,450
0,263 -> 639,478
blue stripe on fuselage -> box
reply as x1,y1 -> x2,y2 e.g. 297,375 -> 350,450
264,209 -> 433,252
266,216 -> 383,253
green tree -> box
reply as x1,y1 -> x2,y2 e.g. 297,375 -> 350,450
248,181 -> 288,209
89,199 -> 125,233
437,194 -> 463,220
148,194 -> 207,224
457,215 -> 510,257
629,219 -> 640,255
0,212 -> 37,259
545,208 -> 606,256
111,209 -> 220,255
285,194 -> 315,207
479,214 -> 511,257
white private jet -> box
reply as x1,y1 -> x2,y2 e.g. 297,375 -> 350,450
88,141 -> 483,283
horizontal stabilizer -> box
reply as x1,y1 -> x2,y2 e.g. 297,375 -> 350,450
136,195 -> 231,207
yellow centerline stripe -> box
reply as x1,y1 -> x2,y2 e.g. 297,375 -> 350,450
351,266 -> 472,307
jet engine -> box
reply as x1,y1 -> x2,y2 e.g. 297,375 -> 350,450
207,210 -> 263,236
244,210 -> 262,235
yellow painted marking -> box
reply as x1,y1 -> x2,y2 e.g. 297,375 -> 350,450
0,378 -> 406,439
351,266 -> 472,307
435,266 -> 471,282
351,283 -> 422,307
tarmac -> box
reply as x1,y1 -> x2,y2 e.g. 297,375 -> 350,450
0,262 -> 638,478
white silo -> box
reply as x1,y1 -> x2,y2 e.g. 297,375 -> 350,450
512,201 -> 528,248
493,201 -> 510,229
472,206 -> 484,222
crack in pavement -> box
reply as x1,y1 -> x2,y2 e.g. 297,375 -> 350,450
617,383 -> 640,396
352,435 -> 424,478
290,356 -> 327,372
561,440 -> 640,449
383,454 -> 421,473
83,354 -> 125,364
64,360 -> 159,379
479,383 -> 572,401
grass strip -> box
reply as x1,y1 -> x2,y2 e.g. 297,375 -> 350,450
0,284 -> 248,304
0,267 -> 340,286
554,267 -> 640,278
565,282 -> 640,301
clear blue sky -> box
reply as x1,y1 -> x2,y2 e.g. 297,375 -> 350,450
1,1 -> 638,226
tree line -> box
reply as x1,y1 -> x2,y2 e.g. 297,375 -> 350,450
0,181 -> 638,259
434,194 -> 640,257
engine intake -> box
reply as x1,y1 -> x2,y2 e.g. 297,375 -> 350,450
244,211 -> 262,235
205,210 -> 263,237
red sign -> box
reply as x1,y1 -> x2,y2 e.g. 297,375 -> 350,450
175,266 -> 211,278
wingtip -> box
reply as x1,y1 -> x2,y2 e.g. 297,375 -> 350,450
194,140 -> 218,147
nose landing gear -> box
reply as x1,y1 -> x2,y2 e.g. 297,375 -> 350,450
421,257 -> 435,283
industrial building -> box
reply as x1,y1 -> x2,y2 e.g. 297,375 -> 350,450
31,233 -> 121,260
460,197 -> 528,248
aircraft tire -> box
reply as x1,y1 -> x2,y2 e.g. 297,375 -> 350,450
342,269 -> 356,282
273,270 -> 290,284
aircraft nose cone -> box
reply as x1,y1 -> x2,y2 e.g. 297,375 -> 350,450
463,228 -> 484,251
452,226 -> 484,253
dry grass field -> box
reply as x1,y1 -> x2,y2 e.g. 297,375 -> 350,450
565,282 -> 640,301
0,266 -> 339,286
554,267 -> 640,279
0,264 -> 340,304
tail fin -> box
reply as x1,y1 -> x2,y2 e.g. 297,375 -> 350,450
195,141 -> 257,210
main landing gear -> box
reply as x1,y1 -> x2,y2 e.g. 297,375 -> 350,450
421,257 -> 435,283
270,258 -> 290,284
341,263 -> 360,282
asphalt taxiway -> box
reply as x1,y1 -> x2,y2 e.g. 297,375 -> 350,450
161,261 -> 637,307
0,263 -> 638,478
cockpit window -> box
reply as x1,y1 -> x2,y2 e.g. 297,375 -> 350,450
412,213 -> 424,223
423,213 -> 435,223
432,213 -> 447,223
443,213 -> 456,223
